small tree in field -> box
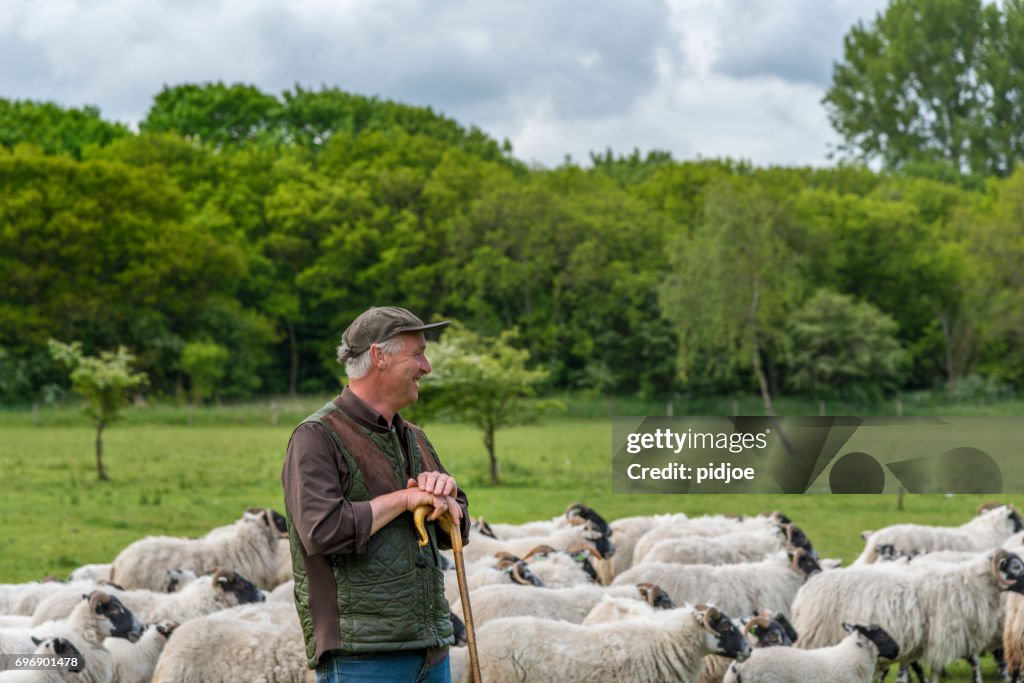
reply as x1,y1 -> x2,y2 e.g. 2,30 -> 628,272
181,340 -> 229,405
48,340 -> 147,481
427,323 -> 560,485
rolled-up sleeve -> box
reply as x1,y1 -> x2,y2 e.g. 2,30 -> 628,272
281,423 -> 374,557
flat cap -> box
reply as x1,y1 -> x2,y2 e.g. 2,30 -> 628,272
337,306 -> 449,362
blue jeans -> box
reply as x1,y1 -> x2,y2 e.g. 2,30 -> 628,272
316,650 -> 451,683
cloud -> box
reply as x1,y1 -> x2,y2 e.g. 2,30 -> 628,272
0,0 -> 890,167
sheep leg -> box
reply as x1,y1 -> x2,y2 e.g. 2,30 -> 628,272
896,665 -> 910,683
965,655 -> 981,683
876,665 -> 890,683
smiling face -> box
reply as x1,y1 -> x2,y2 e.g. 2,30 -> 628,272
377,332 -> 431,413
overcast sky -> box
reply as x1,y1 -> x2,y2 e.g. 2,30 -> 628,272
1,0 -> 890,168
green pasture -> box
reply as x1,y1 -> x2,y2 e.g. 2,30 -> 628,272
1,401 -> 1020,682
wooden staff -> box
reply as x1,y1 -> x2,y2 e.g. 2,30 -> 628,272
413,505 -> 481,683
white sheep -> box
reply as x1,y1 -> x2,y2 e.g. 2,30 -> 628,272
723,623 -> 900,683
0,634 -> 83,682
68,564 -> 113,583
612,550 -> 821,618
110,508 -> 289,591
25,591 -> 145,683
639,531 -> 788,566
476,503 -> 611,540
696,610 -> 799,683
593,513 -> 689,581
451,603 -> 750,683
462,520 -> 613,566
269,579 -> 295,603
443,556 -> 543,606
630,514 -> 788,568
150,600 -> 309,683
451,582 -> 670,627
856,503 -> 1023,564
0,579 -> 96,617
106,621 -> 177,683
32,568 -> 265,625
792,549 -> 1024,683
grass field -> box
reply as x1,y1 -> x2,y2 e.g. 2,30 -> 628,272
1,398 -> 1021,681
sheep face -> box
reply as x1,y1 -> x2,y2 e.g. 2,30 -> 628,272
993,550 -> 1024,593
787,547 -> 822,578
743,611 -> 796,647
213,570 -> 266,604
88,592 -> 145,642
697,606 -> 750,662
244,507 -> 289,539
566,503 -> 611,537
507,561 -> 544,587
581,522 -> 615,559
1010,507 -> 1024,534
31,637 -> 83,671
637,583 -> 675,610
843,623 -> 900,660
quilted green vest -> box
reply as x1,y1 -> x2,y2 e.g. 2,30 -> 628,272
288,400 -> 454,666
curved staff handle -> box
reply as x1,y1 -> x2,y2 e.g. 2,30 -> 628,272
413,505 -> 481,682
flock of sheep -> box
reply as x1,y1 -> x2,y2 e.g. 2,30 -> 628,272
1,502 -> 1024,682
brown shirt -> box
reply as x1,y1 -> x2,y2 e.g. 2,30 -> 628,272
281,387 -> 469,561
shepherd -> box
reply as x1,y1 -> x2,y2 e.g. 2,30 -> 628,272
281,305 -> 470,682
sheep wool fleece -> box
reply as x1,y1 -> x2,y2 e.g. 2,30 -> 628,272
288,401 -> 454,667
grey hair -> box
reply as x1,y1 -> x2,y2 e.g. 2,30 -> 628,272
341,337 -> 406,380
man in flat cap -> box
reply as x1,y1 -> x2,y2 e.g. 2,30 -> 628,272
282,306 -> 469,682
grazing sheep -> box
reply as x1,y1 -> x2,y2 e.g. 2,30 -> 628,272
32,568 -> 264,625
452,603 -> 751,683
723,623 -> 899,683
111,508 -> 289,591
106,621 -> 177,683
856,504 -> 1023,565
613,550 -> 821,618
792,549 -> 1024,683
150,601 -> 307,683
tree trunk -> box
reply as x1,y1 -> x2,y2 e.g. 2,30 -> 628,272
748,281 -> 774,416
485,424 -> 500,485
287,320 -> 298,396
939,310 -> 957,396
95,420 -> 109,481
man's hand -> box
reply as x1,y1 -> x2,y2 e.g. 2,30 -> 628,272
405,477 -> 462,530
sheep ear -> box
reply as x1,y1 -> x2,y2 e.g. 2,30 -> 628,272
31,636 -> 42,646
842,622 -> 855,633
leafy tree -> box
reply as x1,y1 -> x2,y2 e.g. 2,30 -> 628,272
785,290 -> 908,400
48,340 -> 147,480
426,323 -> 560,485
0,99 -> 128,158
180,340 -> 229,405
141,82 -> 281,147
825,0 -> 993,173
660,178 -> 801,414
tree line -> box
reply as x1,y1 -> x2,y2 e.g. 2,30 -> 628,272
3,0 -> 1024,411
